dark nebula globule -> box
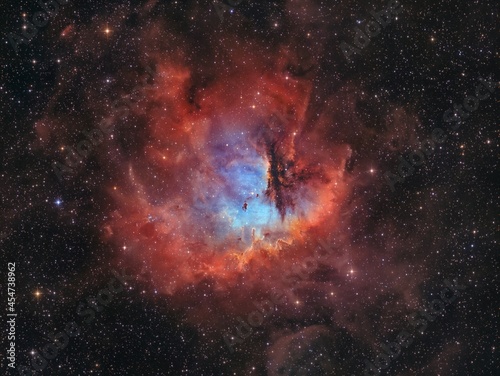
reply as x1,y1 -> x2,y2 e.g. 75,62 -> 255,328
1,0 -> 498,375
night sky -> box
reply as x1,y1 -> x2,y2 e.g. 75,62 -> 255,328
1,0 -> 498,375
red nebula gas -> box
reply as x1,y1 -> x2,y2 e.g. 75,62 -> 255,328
102,53 -> 354,311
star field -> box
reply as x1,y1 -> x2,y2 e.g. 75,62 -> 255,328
0,0 -> 498,375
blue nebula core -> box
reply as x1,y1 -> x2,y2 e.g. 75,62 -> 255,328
200,130 -> 288,249
217,151 -> 278,229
